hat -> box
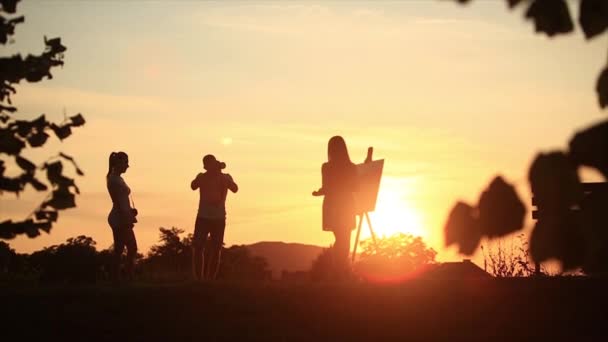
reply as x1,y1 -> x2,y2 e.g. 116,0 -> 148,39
203,154 -> 226,171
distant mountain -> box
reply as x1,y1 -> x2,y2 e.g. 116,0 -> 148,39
245,241 -> 325,279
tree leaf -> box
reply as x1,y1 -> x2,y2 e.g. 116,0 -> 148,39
596,66 -> 608,108
579,0 -> 608,39
15,155 -> 36,173
69,113 -> 85,127
506,0 -> 526,9
569,120 -> 608,178
0,220 -> 17,239
0,0 -> 20,14
0,175 -> 23,192
36,209 -> 58,222
27,175 -> 48,191
50,123 -> 72,140
30,114 -> 47,130
26,130 -> 49,147
45,160 -> 63,182
44,188 -> 76,210
0,130 -> 25,155
477,176 -> 526,238
35,221 -> 52,234
525,0 -> 574,37
14,120 -> 32,138
528,151 -> 582,210
444,201 -> 481,255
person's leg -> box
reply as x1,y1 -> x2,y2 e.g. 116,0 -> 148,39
109,223 -> 125,281
192,218 -> 209,280
207,219 -> 226,280
124,229 -> 138,280
332,228 -> 352,278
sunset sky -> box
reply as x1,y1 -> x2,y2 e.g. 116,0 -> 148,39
1,0 -> 606,263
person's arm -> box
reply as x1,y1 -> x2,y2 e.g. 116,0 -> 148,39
225,174 -> 238,193
312,163 -> 327,196
191,173 -> 202,190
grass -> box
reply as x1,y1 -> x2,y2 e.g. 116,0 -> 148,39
1,277 -> 606,341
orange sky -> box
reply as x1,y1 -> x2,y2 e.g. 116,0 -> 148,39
1,1 -> 606,265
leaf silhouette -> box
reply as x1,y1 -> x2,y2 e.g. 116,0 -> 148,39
0,130 -> 25,155
26,175 -> 48,191
506,0 -> 525,9
1,0 -> 19,13
44,161 -> 63,183
26,130 -> 49,147
528,151 -> 582,210
14,120 -> 31,137
525,0 -> 573,37
595,66 -> 608,108
15,155 -> 36,173
478,176 -> 526,238
569,120 -> 608,178
44,188 -> 76,210
530,213 -> 585,270
69,113 -> 85,127
35,210 -> 58,222
579,0 -> 608,39
444,201 -> 481,255
50,123 -> 72,140
0,220 -> 16,239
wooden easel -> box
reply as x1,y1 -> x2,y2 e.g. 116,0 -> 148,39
351,147 -> 383,263
352,211 -> 378,263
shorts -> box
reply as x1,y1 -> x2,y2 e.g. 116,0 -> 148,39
108,210 -> 137,253
193,217 -> 226,248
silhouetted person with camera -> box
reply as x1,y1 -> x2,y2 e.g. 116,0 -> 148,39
106,151 -> 138,281
191,154 -> 238,280
313,136 -> 370,279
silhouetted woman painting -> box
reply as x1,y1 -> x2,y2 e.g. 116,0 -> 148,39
313,136 -> 360,276
106,151 -> 138,280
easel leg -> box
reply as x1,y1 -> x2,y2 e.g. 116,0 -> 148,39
352,214 -> 364,263
365,212 -> 378,249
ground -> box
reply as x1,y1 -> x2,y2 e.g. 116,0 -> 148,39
1,278 -> 607,340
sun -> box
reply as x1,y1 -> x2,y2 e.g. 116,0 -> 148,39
362,177 -> 426,239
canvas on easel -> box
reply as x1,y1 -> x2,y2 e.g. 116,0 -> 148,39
352,158 -> 384,262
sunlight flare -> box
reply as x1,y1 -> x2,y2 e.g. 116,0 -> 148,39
363,177 -> 426,239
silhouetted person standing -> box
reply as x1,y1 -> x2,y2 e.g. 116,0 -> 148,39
106,151 -> 138,281
191,154 -> 238,280
313,136 -> 363,278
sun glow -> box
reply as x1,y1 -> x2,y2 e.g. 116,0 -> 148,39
362,177 -> 426,239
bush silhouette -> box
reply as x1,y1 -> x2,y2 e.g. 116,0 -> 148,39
355,233 -> 437,282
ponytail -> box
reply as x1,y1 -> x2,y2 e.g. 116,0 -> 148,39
107,152 -> 116,178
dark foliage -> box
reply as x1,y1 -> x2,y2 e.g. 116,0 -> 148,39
28,235 -> 99,282
143,227 -> 270,281
569,121 -> 608,178
524,0 -> 573,37
481,234 -> 539,277
0,228 -> 272,282
355,233 -> 437,282
0,0 -> 85,240
444,201 -> 481,255
579,0 -> 608,39
309,247 -> 333,281
218,245 -> 271,281
444,176 -> 525,255
445,0 -> 608,275
143,227 -> 193,279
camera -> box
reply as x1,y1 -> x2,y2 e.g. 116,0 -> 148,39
132,208 -> 138,223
